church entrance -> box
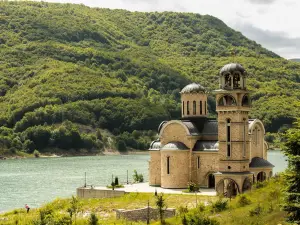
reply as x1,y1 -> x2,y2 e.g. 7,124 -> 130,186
257,172 -> 266,182
216,178 -> 239,198
208,174 -> 215,188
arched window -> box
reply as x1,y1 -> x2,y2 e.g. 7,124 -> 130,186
167,156 -> 170,174
218,95 -> 236,106
242,95 -> 250,106
224,73 -> 232,89
182,101 -> 185,115
243,118 -> 246,157
226,119 -> 231,157
187,101 -> 190,115
193,101 -> 196,115
200,101 -> 202,115
197,156 -> 200,169
233,72 -> 241,88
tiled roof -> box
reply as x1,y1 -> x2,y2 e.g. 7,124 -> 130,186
149,140 -> 161,151
161,142 -> 189,150
182,118 -> 218,136
220,63 -> 246,75
180,83 -> 206,94
249,157 -> 274,168
193,140 -> 218,151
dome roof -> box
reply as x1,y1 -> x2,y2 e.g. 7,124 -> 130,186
161,142 -> 189,150
220,63 -> 246,75
180,83 -> 206,94
213,142 -> 219,150
149,140 -> 161,150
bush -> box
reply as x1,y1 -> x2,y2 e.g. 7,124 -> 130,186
88,213 -> 99,225
187,182 -> 199,192
210,198 -> 228,213
254,181 -> 267,189
114,176 -> 119,186
183,213 -> 220,225
249,204 -> 263,217
33,149 -> 40,158
237,194 -> 251,207
133,170 -> 144,183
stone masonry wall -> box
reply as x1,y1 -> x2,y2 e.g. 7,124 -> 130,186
160,122 -> 190,148
149,151 -> 161,185
191,152 -> 219,187
161,150 -> 189,188
116,207 -> 176,222
77,188 -> 125,199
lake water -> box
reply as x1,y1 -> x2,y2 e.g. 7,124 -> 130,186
0,151 -> 287,212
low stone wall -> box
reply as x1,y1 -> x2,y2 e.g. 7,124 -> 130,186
77,187 -> 125,199
116,207 -> 176,222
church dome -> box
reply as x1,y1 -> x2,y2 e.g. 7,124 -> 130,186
220,63 -> 246,76
161,142 -> 189,150
149,140 -> 161,150
180,83 -> 206,94
213,142 -> 219,150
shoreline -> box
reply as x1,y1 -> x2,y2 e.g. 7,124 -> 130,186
0,150 -> 149,160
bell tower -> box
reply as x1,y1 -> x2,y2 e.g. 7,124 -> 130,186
214,63 -> 253,196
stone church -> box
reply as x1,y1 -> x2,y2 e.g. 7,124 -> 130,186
148,63 -> 274,196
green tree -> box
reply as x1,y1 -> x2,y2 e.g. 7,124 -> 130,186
283,119 -> 300,223
88,213 -> 99,225
67,196 -> 81,225
155,194 -> 166,225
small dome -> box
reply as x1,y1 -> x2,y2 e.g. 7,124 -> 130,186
180,83 -> 206,94
220,63 -> 246,75
161,142 -> 189,150
149,140 -> 161,150
213,142 -> 219,150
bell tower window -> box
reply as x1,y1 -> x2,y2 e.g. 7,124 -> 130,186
200,101 -> 202,115
167,156 -> 170,174
226,119 -> 231,157
243,118 -> 246,157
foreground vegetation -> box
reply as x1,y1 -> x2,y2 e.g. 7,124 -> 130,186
0,1 -> 299,155
0,176 -> 289,225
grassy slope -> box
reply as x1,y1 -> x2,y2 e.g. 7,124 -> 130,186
0,1 -> 299,153
0,177 -> 288,225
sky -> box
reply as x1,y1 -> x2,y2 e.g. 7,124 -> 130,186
42,0 -> 300,59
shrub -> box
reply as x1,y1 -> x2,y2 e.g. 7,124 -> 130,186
183,213 -> 220,225
210,198 -> 228,213
114,176 -> 119,186
254,181 -> 267,189
237,194 -> 251,207
88,213 -> 99,225
178,206 -> 188,216
133,170 -> 144,183
33,149 -> 40,158
249,204 -> 263,217
187,182 -> 199,192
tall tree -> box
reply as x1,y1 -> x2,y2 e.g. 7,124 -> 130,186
283,119 -> 300,223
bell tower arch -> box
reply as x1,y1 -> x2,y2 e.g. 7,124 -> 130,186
214,63 -> 253,195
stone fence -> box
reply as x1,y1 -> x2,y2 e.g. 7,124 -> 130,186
77,187 -> 125,199
116,207 -> 176,222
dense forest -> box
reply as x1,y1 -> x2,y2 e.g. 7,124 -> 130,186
0,1 -> 299,155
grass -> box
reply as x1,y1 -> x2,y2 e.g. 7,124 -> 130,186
0,176 -> 290,224
162,176 -> 289,225
0,192 -> 215,225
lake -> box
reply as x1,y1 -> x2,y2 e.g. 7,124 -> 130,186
0,151 -> 287,212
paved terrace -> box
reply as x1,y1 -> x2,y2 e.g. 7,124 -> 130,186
92,182 -> 216,196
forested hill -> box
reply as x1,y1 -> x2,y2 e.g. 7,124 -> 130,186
0,1 -> 299,155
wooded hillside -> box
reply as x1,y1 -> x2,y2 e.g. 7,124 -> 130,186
0,1 -> 299,154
